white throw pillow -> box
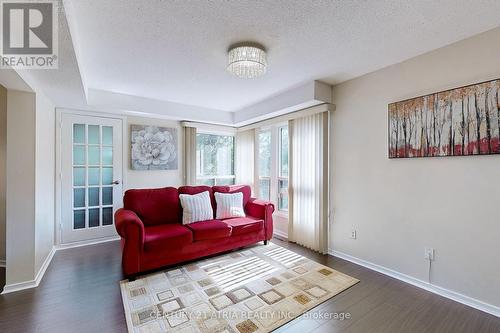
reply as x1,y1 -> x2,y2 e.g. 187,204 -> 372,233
215,192 -> 246,219
179,191 -> 213,224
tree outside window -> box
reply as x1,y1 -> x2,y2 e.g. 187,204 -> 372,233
258,131 -> 271,200
196,133 -> 235,185
256,126 -> 288,212
278,127 -> 288,211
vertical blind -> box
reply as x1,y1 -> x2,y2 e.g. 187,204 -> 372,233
288,112 -> 329,253
235,129 -> 255,192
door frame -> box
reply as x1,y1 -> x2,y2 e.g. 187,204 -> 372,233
55,108 -> 127,246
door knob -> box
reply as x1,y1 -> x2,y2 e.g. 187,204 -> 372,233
112,180 -> 120,185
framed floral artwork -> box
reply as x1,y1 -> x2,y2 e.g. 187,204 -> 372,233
130,125 -> 178,170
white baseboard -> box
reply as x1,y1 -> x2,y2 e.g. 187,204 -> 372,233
273,230 -> 288,241
55,236 -> 120,250
329,249 -> 500,318
1,246 -> 56,294
0,259 -> 5,267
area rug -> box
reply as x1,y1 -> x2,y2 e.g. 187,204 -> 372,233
120,243 -> 359,333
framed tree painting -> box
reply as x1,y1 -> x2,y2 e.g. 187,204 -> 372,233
388,78 -> 500,158
131,125 -> 178,170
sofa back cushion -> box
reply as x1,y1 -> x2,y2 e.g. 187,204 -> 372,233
124,187 -> 180,226
179,186 -> 216,217
214,192 -> 246,219
213,185 -> 252,207
179,191 -> 214,224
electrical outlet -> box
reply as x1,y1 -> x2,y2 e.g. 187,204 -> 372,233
424,247 -> 435,261
350,230 -> 357,239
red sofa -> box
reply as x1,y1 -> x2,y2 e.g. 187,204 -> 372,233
115,185 -> 275,277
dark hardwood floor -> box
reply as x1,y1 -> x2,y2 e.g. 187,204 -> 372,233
0,239 -> 499,333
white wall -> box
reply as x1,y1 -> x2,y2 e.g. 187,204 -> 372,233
5,89 -> 56,287
125,116 -> 184,189
6,90 -> 36,284
34,93 -> 55,273
331,27 -> 500,308
0,85 -> 6,264
273,215 -> 288,239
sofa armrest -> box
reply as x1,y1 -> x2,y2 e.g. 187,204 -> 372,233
245,198 -> 275,240
115,208 -> 145,276
115,209 -> 145,242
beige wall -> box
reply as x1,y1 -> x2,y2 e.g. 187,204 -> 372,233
0,85 -> 6,264
34,93 -> 55,273
6,90 -> 36,284
331,27 -> 500,307
125,116 -> 184,190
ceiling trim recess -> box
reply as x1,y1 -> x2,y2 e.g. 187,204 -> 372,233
63,0 -> 90,102
87,88 -> 234,125
0,67 -> 34,92
233,81 -> 332,127
86,81 -> 332,127
237,103 -> 334,132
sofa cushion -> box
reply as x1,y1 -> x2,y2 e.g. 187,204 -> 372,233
124,187 -> 180,226
144,224 -> 193,252
186,220 -> 232,241
213,185 -> 252,207
179,191 -> 214,224
223,216 -> 264,236
215,192 -> 245,219
179,186 -> 216,217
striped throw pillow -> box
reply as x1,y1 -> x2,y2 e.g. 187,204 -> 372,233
179,191 -> 213,225
215,192 -> 246,219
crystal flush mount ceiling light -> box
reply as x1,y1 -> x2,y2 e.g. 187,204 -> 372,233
227,43 -> 267,79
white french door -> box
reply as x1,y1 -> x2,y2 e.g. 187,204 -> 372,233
60,113 -> 123,244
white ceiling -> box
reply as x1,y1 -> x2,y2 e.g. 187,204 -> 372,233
8,1 -> 500,123
15,2 -> 87,109
64,0 -> 500,112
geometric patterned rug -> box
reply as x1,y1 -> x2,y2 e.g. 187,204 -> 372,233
120,243 -> 359,333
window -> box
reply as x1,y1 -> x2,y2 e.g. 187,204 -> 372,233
196,133 -> 235,185
278,126 -> 289,211
256,125 -> 289,213
258,131 -> 271,200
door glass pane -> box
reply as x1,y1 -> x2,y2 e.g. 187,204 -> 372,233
259,178 -> 270,200
73,188 -> 85,208
88,167 -> 100,185
69,121 -> 117,236
89,208 -> 100,227
88,125 -> 100,144
102,207 -> 113,225
102,167 -> 113,185
73,167 -> 85,186
88,187 -> 99,207
73,210 -> 85,229
102,147 -> 113,165
102,187 -> 113,205
88,146 -> 100,165
73,145 -> 85,165
73,124 -> 85,144
102,126 -> 113,145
